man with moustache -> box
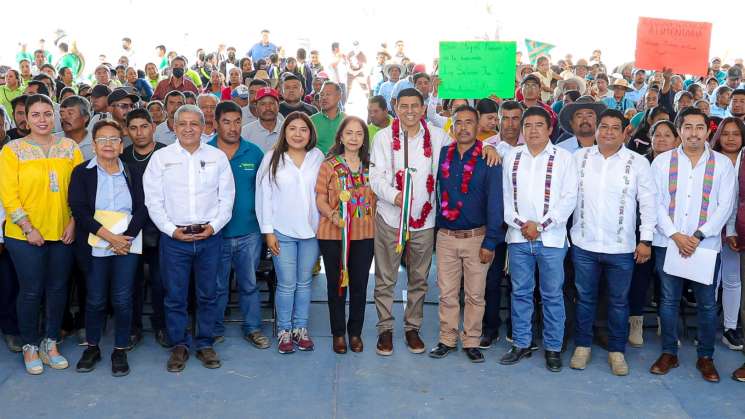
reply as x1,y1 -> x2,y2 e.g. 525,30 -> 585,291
240,87 -> 284,152
557,96 -> 607,154
57,96 -> 94,160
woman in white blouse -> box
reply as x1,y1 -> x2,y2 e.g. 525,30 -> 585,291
257,112 -> 324,354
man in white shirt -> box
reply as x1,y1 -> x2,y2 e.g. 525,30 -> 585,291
567,109 -> 657,376
143,104 -> 235,373
153,91 -> 185,146
480,99 -> 524,349
370,88 -> 497,356
499,106 -> 578,372
649,107 -> 734,383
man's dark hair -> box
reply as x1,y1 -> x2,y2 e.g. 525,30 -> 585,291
125,108 -> 153,126
412,72 -> 430,84
163,90 -> 186,106
674,106 -> 709,130
268,54 -> 278,64
183,91 -> 197,101
499,100 -> 524,116
122,37 -> 132,43
396,87 -> 423,105
452,104 -> 479,120
369,95 -> 387,111
598,109 -> 628,130
215,101 -> 242,121
40,63 -> 55,72
249,78 -> 269,89
310,50 -> 319,56
296,48 -> 307,60
331,42 -> 340,52
156,45 -> 166,53
58,42 -> 69,53
26,80 -> 49,96
11,94 -> 28,113
60,95 -> 91,123
33,49 -> 44,57
731,88 -> 745,98
521,105 -> 551,127
282,74 -> 305,91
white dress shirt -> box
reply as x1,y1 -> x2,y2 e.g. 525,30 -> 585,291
154,121 -> 178,145
484,133 -> 525,159
143,141 -> 235,237
570,146 -> 657,254
370,121 -> 452,231
502,142 -> 578,247
256,148 -> 324,239
652,145 -> 735,252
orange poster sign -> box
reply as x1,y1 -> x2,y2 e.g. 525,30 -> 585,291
634,17 -> 712,76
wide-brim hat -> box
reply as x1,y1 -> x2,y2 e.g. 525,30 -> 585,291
384,63 -> 404,77
558,95 -> 607,135
609,78 -> 633,92
557,75 -> 587,95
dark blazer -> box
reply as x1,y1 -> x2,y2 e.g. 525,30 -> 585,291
68,159 -> 147,241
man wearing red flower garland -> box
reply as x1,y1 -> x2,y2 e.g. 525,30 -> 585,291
428,105 -> 505,363
370,88 -> 498,356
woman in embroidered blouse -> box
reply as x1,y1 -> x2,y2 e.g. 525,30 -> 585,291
0,94 -> 83,375
68,119 -> 147,377
257,112 -> 324,354
316,116 -> 377,354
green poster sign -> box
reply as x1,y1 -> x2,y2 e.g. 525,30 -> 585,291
438,41 -> 517,99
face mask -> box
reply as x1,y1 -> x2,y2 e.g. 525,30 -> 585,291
172,67 -> 184,78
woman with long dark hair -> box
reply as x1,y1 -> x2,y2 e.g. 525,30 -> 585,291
257,111 -> 324,354
712,117 -> 745,351
315,116 -> 376,353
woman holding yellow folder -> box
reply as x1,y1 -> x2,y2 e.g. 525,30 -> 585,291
68,119 -> 147,377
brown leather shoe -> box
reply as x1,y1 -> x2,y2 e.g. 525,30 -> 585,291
649,353 -> 679,375
696,357 -> 720,383
196,348 -> 221,369
349,336 -> 363,353
167,346 -> 189,372
732,363 -> 745,382
333,336 -> 347,354
405,330 -> 425,354
376,331 -> 393,356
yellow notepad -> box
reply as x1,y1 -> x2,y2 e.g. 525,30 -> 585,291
87,210 -> 142,254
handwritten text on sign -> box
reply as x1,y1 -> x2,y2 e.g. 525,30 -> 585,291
438,41 -> 516,99
635,17 -> 712,76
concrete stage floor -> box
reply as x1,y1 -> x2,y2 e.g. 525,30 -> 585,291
1,265 -> 743,419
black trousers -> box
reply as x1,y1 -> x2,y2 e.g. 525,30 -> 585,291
319,239 -> 374,337
0,250 -> 19,335
482,243 -> 508,338
62,239 -> 91,332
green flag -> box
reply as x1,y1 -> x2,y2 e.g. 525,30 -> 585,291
525,39 -> 555,64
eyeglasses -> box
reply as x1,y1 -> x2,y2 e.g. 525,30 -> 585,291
112,103 -> 134,110
94,137 -> 122,145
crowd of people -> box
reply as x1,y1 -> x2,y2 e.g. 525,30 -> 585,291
1,31 -> 745,386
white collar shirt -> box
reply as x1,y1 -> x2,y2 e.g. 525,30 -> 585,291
143,141 -> 235,237
502,142 -> 578,247
571,146 -> 657,254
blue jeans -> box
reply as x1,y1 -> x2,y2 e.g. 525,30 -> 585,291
5,238 -> 73,345
160,233 -> 221,350
272,231 -> 319,331
654,246 -> 719,358
214,233 -> 263,336
85,254 -> 139,348
572,246 -> 634,353
508,241 -> 567,352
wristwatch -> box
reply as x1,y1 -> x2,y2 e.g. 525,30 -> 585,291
639,240 -> 652,247
693,230 -> 705,241
536,225 -> 544,233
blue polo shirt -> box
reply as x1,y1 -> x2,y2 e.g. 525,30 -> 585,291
247,42 -> 278,64
435,143 -> 505,250
208,137 -> 264,238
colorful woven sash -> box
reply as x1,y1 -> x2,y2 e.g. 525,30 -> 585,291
668,149 -> 716,228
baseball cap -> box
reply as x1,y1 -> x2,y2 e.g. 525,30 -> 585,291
521,74 -> 541,86
107,87 -> 140,105
255,87 -> 279,102
91,84 -> 112,98
231,85 -> 249,99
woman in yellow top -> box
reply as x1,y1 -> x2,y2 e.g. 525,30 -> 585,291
0,94 -> 83,375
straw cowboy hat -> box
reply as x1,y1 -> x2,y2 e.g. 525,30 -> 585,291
609,78 -> 633,92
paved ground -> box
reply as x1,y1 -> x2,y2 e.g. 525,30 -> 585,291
1,261 -> 743,419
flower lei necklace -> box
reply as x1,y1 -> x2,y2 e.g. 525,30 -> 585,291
440,141 -> 482,221
391,117 -> 434,229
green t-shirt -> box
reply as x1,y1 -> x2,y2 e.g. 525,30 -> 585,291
368,115 -> 392,146
15,51 -> 33,64
186,69 -> 202,88
159,57 -> 169,69
311,111 -> 346,153
57,53 -> 81,77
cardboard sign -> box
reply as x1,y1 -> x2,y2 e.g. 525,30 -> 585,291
438,41 -> 516,99
635,17 -> 712,76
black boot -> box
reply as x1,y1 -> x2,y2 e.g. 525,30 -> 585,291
111,348 -> 130,377
76,345 -> 101,373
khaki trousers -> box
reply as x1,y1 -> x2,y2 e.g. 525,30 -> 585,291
435,230 -> 490,348
373,215 -> 434,334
